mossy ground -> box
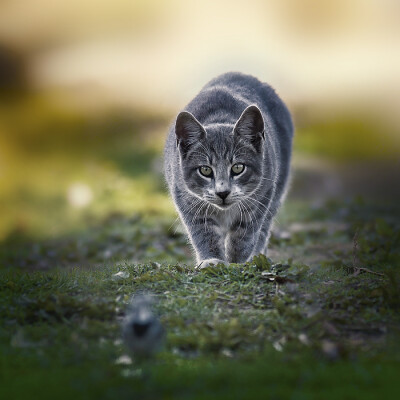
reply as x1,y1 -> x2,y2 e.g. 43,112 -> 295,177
1,198 -> 399,399
1,101 -> 399,399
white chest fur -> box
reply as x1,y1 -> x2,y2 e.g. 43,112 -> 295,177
215,205 -> 240,236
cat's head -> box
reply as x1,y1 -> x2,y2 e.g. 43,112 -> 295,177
175,105 -> 269,209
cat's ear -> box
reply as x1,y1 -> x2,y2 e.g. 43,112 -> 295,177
234,105 -> 264,152
175,111 -> 206,154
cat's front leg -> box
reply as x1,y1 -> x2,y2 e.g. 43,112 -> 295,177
225,221 -> 261,263
182,214 -> 227,268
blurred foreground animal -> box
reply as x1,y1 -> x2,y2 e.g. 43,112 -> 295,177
122,294 -> 164,358
164,72 -> 293,268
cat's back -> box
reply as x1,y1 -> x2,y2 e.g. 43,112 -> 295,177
183,73 -> 253,125
202,72 -> 269,99
203,72 -> 281,107
187,72 -> 291,130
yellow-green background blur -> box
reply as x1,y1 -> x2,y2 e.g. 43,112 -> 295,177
1,0 -> 399,242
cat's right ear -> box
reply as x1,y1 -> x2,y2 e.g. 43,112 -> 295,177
175,111 -> 206,155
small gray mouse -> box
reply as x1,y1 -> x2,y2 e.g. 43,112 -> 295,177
122,294 -> 164,358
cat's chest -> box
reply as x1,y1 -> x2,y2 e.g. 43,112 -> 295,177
215,207 -> 240,235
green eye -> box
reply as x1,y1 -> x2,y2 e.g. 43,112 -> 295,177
199,166 -> 213,177
231,163 -> 245,175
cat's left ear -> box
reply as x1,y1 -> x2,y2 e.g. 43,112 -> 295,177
234,105 -> 264,152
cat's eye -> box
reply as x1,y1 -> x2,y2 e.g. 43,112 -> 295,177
231,163 -> 245,175
199,166 -> 213,177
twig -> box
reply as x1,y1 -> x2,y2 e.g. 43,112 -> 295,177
352,267 -> 385,277
351,229 -> 385,277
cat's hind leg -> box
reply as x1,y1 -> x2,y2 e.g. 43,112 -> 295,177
252,216 -> 273,257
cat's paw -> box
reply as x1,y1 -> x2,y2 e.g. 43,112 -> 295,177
197,258 -> 228,269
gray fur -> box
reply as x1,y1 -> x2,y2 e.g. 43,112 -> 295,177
122,294 -> 164,357
164,72 -> 293,267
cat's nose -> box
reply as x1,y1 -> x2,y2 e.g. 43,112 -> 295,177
216,190 -> 230,200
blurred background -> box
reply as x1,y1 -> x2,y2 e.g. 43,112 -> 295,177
0,0 -> 399,257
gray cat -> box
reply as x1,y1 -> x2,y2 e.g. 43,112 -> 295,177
164,72 -> 293,268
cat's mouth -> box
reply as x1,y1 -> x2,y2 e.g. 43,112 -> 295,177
212,200 -> 234,210
203,196 -> 236,209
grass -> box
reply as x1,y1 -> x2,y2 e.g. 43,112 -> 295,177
1,199 -> 400,399
1,96 -> 400,398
